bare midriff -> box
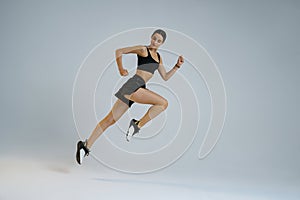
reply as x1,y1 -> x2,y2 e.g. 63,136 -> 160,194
135,69 -> 153,83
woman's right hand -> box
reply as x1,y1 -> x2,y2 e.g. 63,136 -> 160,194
119,68 -> 129,76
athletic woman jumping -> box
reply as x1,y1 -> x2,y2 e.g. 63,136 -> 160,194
76,29 -> 184,164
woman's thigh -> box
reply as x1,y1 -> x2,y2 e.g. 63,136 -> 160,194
108,99 -> 129,122
126,88 -> 167,105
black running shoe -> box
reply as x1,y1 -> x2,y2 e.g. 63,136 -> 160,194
126,119 -> 140,142
76,140 -> 90,165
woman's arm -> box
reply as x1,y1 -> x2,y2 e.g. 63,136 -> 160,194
115,45 -> 146,76
158,55 -> 184,81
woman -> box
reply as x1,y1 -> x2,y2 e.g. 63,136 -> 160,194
76,29 -> 184,165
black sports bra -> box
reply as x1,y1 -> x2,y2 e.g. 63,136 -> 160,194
137,46 -> 160,74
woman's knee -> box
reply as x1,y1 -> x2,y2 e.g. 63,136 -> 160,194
107,115 -> 116,126
100,114 -> 116,128
108,117 -> 116,126
160,98 -> 168,110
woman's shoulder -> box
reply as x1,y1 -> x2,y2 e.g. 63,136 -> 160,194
140,45 -> 148,52
136,45 -> 148,57
118,45 -> 147,56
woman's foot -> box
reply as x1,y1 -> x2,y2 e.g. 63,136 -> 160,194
126,119 -> 140,142
76,140 -> 90,165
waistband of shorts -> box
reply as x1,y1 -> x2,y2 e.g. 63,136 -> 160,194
132,74 -> 146,84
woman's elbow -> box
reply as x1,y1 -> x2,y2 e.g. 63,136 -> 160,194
115,49 -> 122,56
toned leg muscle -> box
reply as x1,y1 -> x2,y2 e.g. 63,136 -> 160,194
128,88 -> 168,128
86,100 -> 128,149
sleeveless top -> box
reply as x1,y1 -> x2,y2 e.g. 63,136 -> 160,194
137,46 -> 160,74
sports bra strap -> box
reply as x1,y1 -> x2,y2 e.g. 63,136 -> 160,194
145,46 -> 151,57
146,46 -> 160,62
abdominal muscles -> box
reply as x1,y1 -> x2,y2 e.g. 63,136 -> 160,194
136,69 -> 153,83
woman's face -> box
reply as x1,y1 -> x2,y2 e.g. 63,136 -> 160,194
150,33 -> 164,49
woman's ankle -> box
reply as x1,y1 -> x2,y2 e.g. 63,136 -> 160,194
85,139 -> 91,150
136,120 -> 142,129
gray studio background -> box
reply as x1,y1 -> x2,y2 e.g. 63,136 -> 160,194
0,0 -> 299,197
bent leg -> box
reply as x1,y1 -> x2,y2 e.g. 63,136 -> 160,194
86,99 -> 129,149
126,88 -> 168,128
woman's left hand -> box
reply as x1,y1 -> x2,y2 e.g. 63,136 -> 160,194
177,55 -> 184,67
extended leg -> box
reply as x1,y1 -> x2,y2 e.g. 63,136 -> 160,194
76,99 -> 129,164
86,99 -> 129,149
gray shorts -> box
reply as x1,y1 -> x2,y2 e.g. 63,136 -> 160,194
115,74 -> 146,107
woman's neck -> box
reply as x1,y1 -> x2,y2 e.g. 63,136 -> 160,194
148,46 -> 157,52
